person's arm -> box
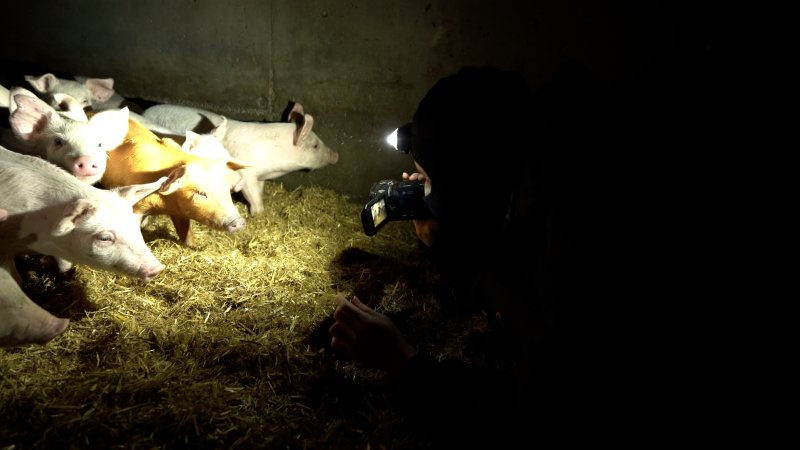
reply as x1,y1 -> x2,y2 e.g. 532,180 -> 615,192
329,293 -> 510,416
402,171 -> 440,247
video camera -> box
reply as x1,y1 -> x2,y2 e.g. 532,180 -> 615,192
360,179 -> 432,236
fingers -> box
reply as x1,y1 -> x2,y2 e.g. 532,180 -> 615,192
332,299 -> 360,323
336,295 -> 377,318
402,172 -> 426,182
330,335 -> 354,356
350,296 -> 376,314
333,293 -> 356,315
330,296 -> 376,355
329,301 -> 358,356
332,295 -> 374,336
329,320 -> 356,348
329,319 -> 355,339
352,297 -> 390,323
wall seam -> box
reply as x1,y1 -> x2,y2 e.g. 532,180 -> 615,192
267,0 -> 276,118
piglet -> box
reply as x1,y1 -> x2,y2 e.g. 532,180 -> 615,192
142,101 -> 339,215
100,119 -> 252,247
25,72 -> 116,110
130,113 -> 247,192
6,87 -> 130,185
0,145 -> 166,281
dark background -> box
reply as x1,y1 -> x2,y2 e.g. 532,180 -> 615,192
0,0 -> 753,201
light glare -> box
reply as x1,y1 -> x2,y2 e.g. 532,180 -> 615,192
386,128 -> 398,150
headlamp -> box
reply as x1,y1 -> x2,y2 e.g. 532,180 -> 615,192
385,122 -> 412,154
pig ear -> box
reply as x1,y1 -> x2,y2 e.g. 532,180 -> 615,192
8,86 -> 42,114
212,116 -> 228,140
159,165 -> 188,195
194,114 -> 219,135
112,176 -> 169,205
181,131 -> 203,152
53,93 -> 89,121
287,102 -> 305,123
89,107 -> 130,150
9,93 -> 65,142
226,158 -> 255,171
24,73 -> 60,94
53,199 -> 97,236
293,113 -> 314,145
84,78 -> 115,103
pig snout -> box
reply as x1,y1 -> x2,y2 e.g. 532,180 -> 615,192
328,151 -> 339,165
225,216 -> 246,233
71,155 -> 106,178
139,262 -> 166,283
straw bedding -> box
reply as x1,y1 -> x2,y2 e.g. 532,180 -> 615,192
1,181 -> 490,449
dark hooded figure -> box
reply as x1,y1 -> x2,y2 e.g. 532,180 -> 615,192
330,62 -> 685,447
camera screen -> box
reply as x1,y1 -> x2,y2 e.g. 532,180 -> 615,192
371,198 -> 387,227
360,196 -> 388,236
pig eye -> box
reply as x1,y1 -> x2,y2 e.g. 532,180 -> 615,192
95,232 -> 115,244
54,137 -> 64,147
313,143 -> 319,150
195,191 -> 208,199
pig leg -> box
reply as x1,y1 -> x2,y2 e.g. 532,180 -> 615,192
0,211 -> 23,285
170,216 -> 195,247
5,258 -> 23,286
1,266 -> 70,347
0,295 -> 70,347
240,174 -> 265,216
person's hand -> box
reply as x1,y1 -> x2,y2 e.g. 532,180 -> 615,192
329,293 -> 417,374
402,171 -> 427,183
402,171 -> 439,247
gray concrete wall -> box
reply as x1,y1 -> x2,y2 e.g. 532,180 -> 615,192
1,0 -> 675,203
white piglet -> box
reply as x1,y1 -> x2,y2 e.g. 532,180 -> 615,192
6,86 -> 129,185
0,146 -> 166,281
142,102 -> 339,215
25,72 -> 119,110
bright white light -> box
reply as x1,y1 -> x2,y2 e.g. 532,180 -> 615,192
386,128 -> 399,150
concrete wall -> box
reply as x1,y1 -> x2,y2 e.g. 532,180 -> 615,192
1,0 -> 677,203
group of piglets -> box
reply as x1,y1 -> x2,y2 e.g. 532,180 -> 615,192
1,72 -> 339,347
